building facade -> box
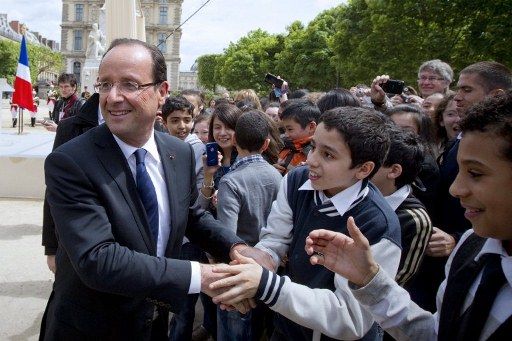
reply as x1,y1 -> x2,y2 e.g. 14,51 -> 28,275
60,0 -> 182,89
0,13 -> 60,85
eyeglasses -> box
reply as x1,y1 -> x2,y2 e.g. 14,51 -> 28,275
94,81 -> 159,94
418,76 -> 445,82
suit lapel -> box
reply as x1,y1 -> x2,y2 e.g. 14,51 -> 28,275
92,124 -> 155,253
155,132 -> 180,254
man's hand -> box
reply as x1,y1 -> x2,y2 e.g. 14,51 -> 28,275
210,251 -> 262,307
370,75 -> 389,105
47,255 -> 56,274
305,217 -> 379,287
230,245 -> 276,271
425,227 -> 456,257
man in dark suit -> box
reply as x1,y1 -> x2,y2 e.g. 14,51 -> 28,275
40,38 -> 244,340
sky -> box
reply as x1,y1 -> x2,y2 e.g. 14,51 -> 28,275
0,0 -> 345,71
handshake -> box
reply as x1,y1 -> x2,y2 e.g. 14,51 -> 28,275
199,245 -> 276,314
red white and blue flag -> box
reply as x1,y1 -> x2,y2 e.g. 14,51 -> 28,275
12,36 -> 36,112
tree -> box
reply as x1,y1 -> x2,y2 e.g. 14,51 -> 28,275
197,54 -> 222,91
218,29 -> 283,93
0,39 -> 63,85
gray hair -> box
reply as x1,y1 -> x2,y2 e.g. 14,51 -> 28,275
418,59 -> 454,83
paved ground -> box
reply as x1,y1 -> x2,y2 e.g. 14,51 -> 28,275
0,198 -> 52,341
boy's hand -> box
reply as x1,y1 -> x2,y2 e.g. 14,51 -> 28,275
426,227 -> 456,257
305,217 -> 379,287
230,245 -> 276,271
210,251 -> 262,307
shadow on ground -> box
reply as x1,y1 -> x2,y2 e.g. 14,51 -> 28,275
0,280 -> 52,300
0,224 -> 41,240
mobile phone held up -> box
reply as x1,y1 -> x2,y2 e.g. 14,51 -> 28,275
382,79 -> 405,95
264,73 -> 284,88
205,142 -> 219,167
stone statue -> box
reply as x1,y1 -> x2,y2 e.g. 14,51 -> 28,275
86,23 -> 106,60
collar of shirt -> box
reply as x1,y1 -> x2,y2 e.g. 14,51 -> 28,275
97,105 -> 105,125
475,238 -> 512,287
112,129 -> 161,165
230,154 -> 265,172
299,179 -> 368,216
384,184 -> 412,211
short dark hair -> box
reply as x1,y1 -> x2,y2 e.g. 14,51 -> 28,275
386,104 -> 435,146
460,61 -> 512,93
208,104 -> 243,143
161,96 -> 194,121
235,111 -> 270,152
317,88 -> 361,113
460,89 -> 512,162
57,73 -> 78,87
383,126 -> 425,188
104,38 -> 167,84
289,89 -> 310,99
280,99 -> 321,128
320,107 -> 390,178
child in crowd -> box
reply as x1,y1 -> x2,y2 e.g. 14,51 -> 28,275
211,107 -> 402,340
371,127 -> 433,286
181,89 -> 205,116
193,112 -> 211,144
216,111 -> 283,340
274,99 -> 320,175
305,90 -> 512,340
161,95 -> 204,189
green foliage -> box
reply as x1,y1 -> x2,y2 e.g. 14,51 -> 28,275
0,39 -> 63,85
197,54 -> 222,91
197,0 -> 512,92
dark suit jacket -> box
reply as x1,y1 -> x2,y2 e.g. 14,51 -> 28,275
41,124 -> 241,340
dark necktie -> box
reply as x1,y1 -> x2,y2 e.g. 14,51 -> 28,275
458,253 -> 507,340
134,149 -> 159,246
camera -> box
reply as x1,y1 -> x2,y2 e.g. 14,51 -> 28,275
382,79 -> 405,95
264,73 -> 284,88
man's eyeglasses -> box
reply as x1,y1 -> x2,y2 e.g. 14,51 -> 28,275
418,76 -> 445,82
94,81 -> 159,94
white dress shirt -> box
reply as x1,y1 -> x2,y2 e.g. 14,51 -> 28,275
112,131 -> 200,293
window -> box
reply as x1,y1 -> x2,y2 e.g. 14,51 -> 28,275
73,30 -> 83,51
159,0 -> 169,4
73,61 -> 81,84
157,33 -> 167,53
159,6 -> 168,24
75,4 -> 84,21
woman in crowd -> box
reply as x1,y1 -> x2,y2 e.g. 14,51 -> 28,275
433,94 -> 459,161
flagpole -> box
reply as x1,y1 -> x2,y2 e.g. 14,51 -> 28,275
18,108 -> 23,134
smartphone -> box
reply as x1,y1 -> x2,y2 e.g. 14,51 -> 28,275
205,142 -> 219,167
264,73 -> 284,88
382,79 -> 405,95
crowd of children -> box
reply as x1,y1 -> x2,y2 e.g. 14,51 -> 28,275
41,57 -> 511,340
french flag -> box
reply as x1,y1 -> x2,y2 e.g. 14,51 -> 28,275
12,36 -> 36,112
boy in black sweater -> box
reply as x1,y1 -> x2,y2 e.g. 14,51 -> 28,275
371,127 -> 433,286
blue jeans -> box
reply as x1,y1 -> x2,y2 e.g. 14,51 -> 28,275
217,304 -> 265,341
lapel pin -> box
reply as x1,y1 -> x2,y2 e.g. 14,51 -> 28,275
169,153 -> 175,160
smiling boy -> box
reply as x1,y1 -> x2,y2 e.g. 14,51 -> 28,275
212,107 -> 402,340
162,95 -> 205,189
306,90 -> 512,340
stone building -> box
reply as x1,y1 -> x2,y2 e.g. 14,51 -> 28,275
60,0 -> 182,89
178,60 -> 199,90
